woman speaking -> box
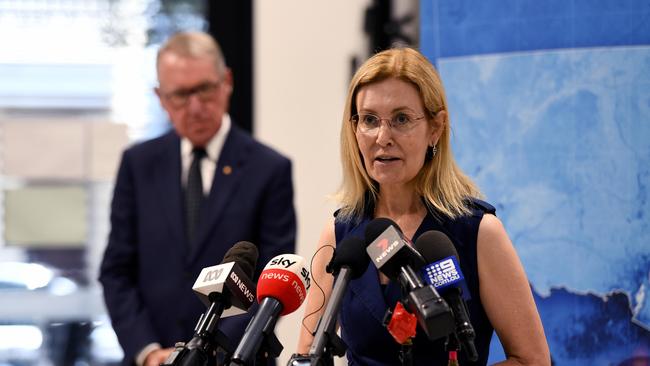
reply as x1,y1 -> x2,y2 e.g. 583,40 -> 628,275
297,48 -> 549,365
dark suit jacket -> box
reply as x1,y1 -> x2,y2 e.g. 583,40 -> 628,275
99,125 -> 296,365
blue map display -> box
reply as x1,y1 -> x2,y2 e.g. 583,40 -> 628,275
439,46 -> 650,365
420,1 -> 650,363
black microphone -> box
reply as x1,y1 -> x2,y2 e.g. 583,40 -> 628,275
192,242 -> 258,315
415,230 -> 478,362
163,241 -> 258,366
364,218 -> 455,342
230,254 -> 311,365
308,236 -> 369,362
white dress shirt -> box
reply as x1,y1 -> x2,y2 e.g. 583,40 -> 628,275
180,114 -> 231,195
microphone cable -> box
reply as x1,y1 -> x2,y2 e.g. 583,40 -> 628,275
300,243 -> 336,336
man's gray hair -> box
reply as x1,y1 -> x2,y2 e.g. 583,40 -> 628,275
156,31 -> 226,76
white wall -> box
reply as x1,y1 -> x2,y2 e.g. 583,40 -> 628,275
254,1 -> 371,364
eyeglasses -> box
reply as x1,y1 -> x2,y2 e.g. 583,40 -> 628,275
350,112 -> 427,135
162,81 -> 221,108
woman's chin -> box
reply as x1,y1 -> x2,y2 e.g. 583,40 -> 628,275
371,175 -> 407,188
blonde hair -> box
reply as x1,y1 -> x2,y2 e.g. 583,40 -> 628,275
337,47 -> 482,220
156,31 -> 226,77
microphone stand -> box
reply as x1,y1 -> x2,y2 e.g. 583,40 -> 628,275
286,328 -> 345,366
445,333 -> 460,366
229,298 -> 284,366
162,293 -> 234,366
399,344 -> 413,366
252,301 -> 283,366
287,270 -> 350,366
308,269 -> 350,366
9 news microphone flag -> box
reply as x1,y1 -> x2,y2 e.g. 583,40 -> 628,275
415,231 -> 478,362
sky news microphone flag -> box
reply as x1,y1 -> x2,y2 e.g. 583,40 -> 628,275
230,254 -> 311,365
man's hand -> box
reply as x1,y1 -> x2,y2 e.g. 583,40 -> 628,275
144,347 -> 174,366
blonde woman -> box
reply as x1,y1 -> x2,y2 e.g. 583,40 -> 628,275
297,48 -> 549,365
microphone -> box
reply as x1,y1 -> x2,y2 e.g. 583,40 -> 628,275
163,241 -> 258,366
415,230 -> 478,362
193,242 -> 258,316
364,218 -> 455,342
230,254 -> 311,365
308,236 -> 369,361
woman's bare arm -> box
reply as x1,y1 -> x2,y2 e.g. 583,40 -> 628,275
478,214 -> 550,365
296,219 -> 337,354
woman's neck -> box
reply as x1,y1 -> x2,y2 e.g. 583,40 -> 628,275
374,185 -> 427,240
373,184 -> 426,285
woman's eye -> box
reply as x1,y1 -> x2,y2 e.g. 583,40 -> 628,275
362,115 -> 379,125
393,114 -> 411,126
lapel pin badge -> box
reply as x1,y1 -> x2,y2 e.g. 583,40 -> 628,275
222,165 -> 232,175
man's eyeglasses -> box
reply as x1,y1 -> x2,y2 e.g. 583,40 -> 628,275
162,81 -> 221,108
350,112 -> 427,136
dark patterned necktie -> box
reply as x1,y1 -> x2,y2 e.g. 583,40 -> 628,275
186,147 -> 206,245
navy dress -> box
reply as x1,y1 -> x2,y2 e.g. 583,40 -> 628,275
335,199 -> 496,366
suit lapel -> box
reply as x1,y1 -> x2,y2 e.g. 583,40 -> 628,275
157,132 -> 186,251
188,127 -> 251,263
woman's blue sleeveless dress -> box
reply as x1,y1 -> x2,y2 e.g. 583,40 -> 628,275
334,198 -> 496,365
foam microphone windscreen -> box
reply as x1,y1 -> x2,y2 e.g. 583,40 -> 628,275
222,241 -> 259,278
364,217 -> 400,245
413,231 -> 458,263
328,236 -> 369,279
365,217 -> 425,272
257,254 -> 310,315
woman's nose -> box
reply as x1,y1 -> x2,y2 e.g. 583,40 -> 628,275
375,122 -> 393,146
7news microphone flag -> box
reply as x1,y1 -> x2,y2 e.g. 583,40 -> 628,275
365,218 -> 455,342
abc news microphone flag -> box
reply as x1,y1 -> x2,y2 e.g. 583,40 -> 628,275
193,259 -> 256,318
161,242 -> 258,366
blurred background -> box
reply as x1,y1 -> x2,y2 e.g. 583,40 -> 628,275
0,1 -> 648,365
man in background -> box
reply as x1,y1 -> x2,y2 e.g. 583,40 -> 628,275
99,31 -> 296,366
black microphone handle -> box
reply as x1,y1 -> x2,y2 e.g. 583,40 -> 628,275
196,293 -> 228,335
393,265 -> 456,341
397,265 -> 425,291
444,288 -> 478,362
309,267 -> 352,357
163,294 -> 231,366
230,297 -> 283,365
